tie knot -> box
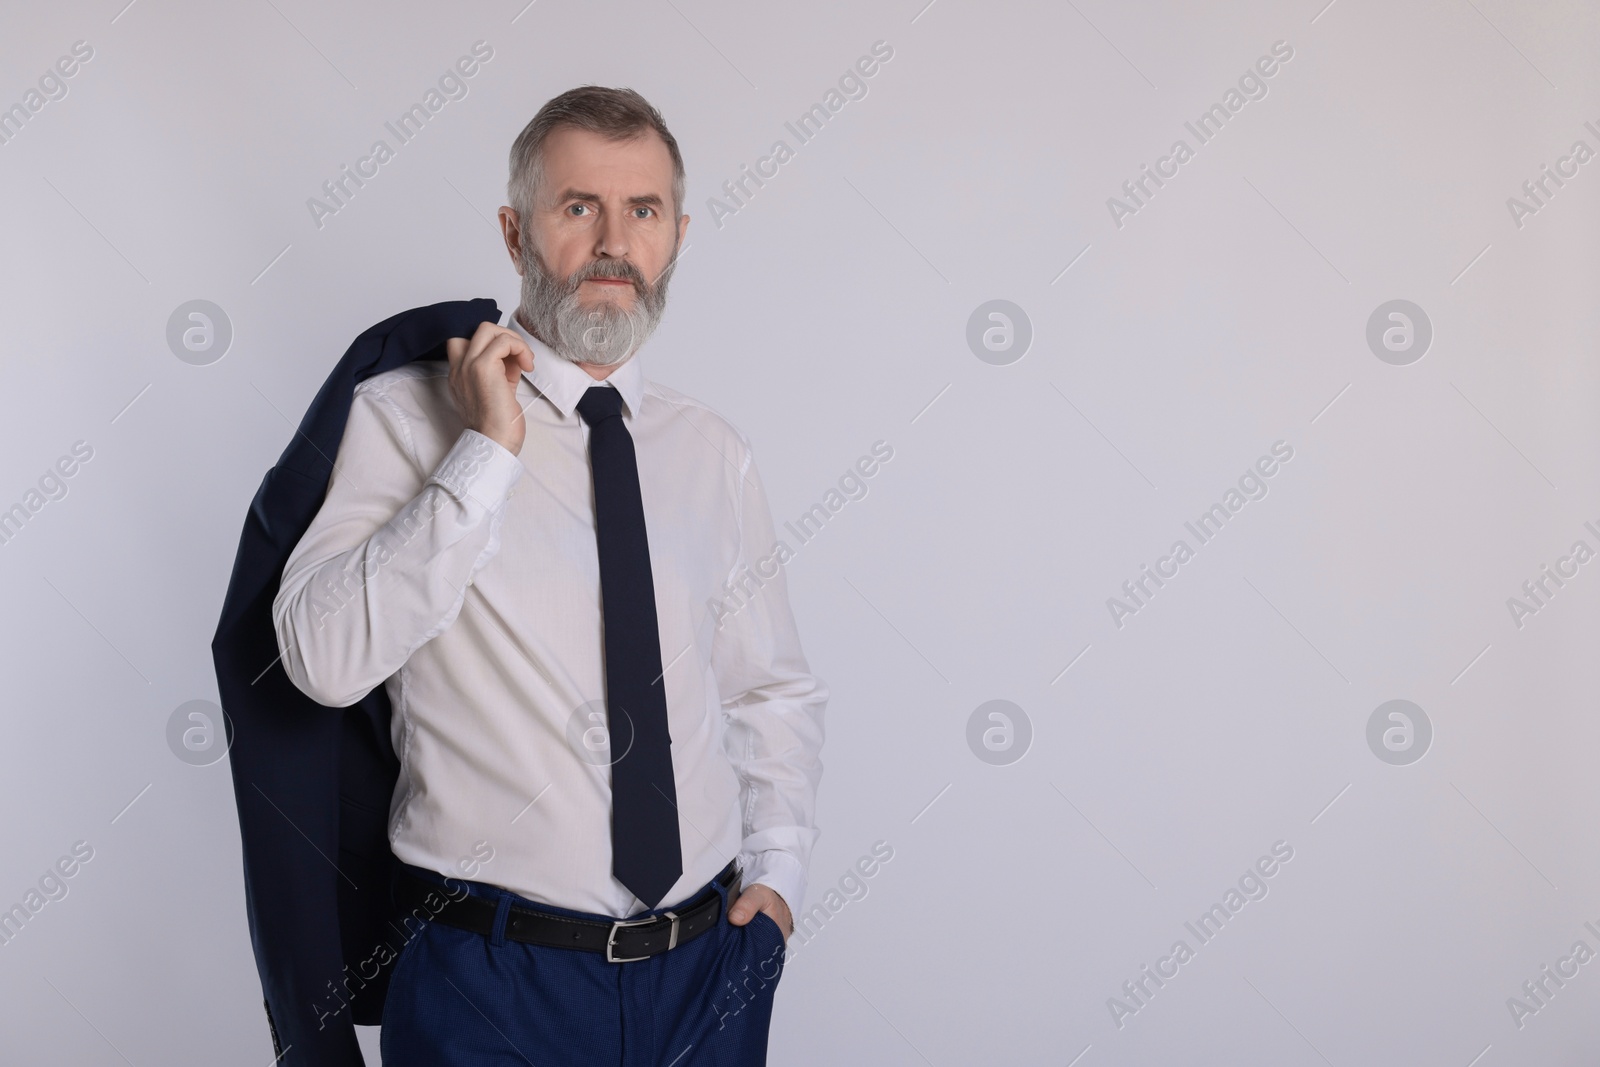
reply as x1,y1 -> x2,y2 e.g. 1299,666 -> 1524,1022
576,385 -> 624,425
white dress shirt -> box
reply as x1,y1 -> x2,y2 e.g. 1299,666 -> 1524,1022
272,309 -> 826,918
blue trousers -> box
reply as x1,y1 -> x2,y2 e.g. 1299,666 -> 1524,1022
380,863 -> 788,1066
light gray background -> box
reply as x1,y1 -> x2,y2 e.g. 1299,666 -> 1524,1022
1,0 -> 1597,1064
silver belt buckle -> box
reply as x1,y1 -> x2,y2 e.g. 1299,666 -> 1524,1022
606,912 -> 678,963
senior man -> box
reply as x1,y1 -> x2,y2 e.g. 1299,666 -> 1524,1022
272,85 -> 826,1066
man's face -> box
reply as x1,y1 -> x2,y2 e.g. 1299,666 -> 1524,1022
500,125 -> 689,367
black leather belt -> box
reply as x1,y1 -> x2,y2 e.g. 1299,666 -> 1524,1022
394,861 -> 739,963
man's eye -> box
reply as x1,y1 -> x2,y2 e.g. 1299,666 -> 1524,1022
568,204 -> 590,216
632,207 -> 652,219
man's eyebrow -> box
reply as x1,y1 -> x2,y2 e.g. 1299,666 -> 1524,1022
555,188 -> 665,209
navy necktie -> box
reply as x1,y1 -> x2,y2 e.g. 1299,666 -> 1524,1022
575,385 -> 683,909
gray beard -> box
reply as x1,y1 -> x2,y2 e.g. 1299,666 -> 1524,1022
516,241 -> 676,366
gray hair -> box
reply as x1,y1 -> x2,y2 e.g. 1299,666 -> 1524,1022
507,86 -> 685,221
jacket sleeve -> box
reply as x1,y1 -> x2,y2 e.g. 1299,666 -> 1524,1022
710,447 -> 828,917
272,380 -> 523,708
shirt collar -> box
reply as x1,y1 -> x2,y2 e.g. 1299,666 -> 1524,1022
502,308 -> 647,421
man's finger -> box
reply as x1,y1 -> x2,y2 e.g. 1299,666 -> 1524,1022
728,887 -> 789,935
465,319 -> 503,352
469,333 -> 533,382
446,322 -> 505,370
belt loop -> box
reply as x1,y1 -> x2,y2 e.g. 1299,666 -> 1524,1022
489,891 -> 512,948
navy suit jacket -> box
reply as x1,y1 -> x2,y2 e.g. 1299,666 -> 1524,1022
210,298 -> 500,1066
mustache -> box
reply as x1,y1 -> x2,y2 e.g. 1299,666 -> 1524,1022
517,240 -> 677,366
559,257 -> 647,291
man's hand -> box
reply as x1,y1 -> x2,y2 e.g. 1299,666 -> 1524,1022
446,321 -> 534,456
726,883 -> 792,943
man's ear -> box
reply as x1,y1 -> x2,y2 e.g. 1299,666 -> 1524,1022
498,207 -> 524,274
677,212 -> 690,246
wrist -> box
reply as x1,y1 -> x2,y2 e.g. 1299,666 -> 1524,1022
474,425 -> 522,456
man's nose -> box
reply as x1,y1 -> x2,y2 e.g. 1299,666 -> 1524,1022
594,211 -> 630,259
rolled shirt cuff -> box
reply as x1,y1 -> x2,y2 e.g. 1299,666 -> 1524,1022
427,429 -> 523,512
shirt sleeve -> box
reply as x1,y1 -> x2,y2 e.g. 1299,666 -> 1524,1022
710,447 -> 828,918
272,381 -> 523,708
